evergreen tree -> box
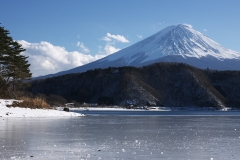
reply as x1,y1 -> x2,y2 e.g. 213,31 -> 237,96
0,24 -> 31,97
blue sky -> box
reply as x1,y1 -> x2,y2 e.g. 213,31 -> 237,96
1,0 -> 240,76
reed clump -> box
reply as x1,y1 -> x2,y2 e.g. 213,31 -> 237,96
10,97 -> 51,109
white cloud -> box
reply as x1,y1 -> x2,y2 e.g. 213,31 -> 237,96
102,36 -> 112,42
17,33 -> 129,77
98,44 -> 120,55
102,33 -> 129,43
18,33 -> 129,77
137,34 -> 143,39
104,44 -> 121,55
18,40 -> 109,77
76,42 -> 90,53
41,59 -> 56,70
204,28 -> 207,32
100,32 -> 129,56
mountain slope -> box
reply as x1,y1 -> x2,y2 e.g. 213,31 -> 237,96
37,24 -> 240,79
30,63 -> 240,108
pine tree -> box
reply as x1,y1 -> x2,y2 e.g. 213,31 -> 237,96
0,24 -> 32,97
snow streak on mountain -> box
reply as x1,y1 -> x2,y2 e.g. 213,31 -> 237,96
101,24 -> 240,63
37,24 -> 240,79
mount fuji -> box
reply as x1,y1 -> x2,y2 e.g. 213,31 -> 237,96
38,24 -> 240,79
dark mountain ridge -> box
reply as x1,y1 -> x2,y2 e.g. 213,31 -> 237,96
30,62 -> 240,108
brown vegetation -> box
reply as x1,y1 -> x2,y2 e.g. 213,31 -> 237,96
9,97 -> 50,109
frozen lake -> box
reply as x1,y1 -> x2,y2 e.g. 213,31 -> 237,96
1,112 -> 240,160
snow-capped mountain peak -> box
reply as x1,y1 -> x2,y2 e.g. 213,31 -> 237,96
36,24 -> 240,79
101,24 -> 239,64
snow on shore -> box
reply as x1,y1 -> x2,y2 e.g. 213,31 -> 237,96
0,99 -> 84,117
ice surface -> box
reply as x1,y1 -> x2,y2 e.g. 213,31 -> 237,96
1,115 -> 240,159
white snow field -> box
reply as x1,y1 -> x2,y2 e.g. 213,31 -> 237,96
0,99 -> 84,117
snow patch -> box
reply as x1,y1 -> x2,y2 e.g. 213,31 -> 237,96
0,99 -> 84,117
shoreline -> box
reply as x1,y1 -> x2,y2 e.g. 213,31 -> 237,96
1,99 -> 239,118
0,99 -> 84,118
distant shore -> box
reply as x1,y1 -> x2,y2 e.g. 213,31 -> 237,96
70,106 -> 238,111
72,109 -> 240,116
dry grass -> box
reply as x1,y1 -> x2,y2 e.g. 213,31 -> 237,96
11,97 -> 51,109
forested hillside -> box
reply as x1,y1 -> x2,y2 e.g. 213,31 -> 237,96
29,62 -> 240,108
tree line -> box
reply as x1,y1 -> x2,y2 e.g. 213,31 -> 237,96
0,23 -> 31,98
